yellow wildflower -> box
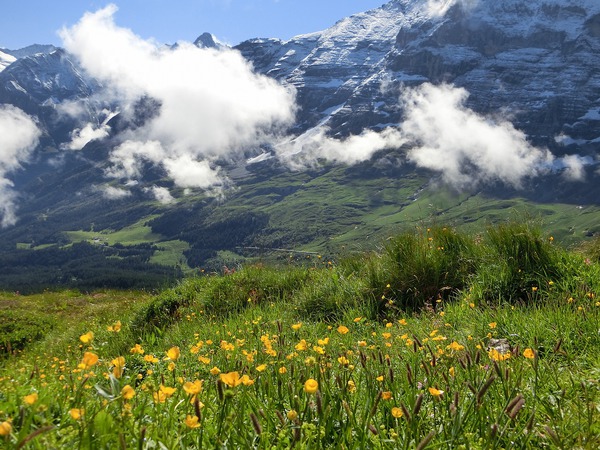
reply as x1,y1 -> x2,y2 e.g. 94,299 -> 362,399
153,385 -> 176,403
338,356 -> 349,366
304,378 -> 319,394
166,346 -> 180,361
347,380 -> 356,393
312,346 -> 325,355
183,380 -> 203,395
107,320 -> 121,332
220,341 -> 235,351
391,407 -> 403,418
382,391 -> 393,400
256,364 -> 267,372
185,415 -> 201,429
220,371 -> 242,387
79,331 -> 94,344
488,348 -> 511,362
0,420 -> 11,436
121,385 -> 135,400
523,348 -> 536,359
130,344 -> 144,355
295,339 -> 308,351
143,354 -> 159,363
287,410 -> 298,421
291,323 -> 302,331
111,356 -> 126,378
337,325 -> 349,335
489,322 -> 497,329
80,352 -> 99,369
198,355 -> 211,365
317,337 -> 330,346
428,387 -> 444,397
69,408 -> 84,420
210,367 -> 221,376
241,374 -> 255,386
447,341 -> 465,351
23,393 -> 38,405
279,366 -> 287,374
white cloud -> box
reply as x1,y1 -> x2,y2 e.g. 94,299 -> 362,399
146,185 -> 175,205
105,140 -> 164,180
60,4 -> 296,190
0,105 -> 41,227
400,83 -> 554,189
63,122 -> 111,150
100,185 -> 132,200
557,154 -> 589,181
162,155 -> 222,189
276,126 -> 404,167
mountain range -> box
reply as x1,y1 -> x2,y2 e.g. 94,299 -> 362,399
0,0 -> 599,291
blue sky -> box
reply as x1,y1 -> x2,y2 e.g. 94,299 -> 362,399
1,0 -> 386,50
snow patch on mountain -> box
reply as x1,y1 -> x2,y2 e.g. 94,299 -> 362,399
0,50 -> 16,72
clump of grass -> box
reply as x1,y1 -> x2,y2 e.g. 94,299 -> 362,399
296,266 -> 367,322
365,226 -> 477,315
201,265 -> 311,316
471,222 -> 564,304
130,277 -> 207,333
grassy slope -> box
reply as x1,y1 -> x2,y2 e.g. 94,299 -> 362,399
1,224 -> 599,448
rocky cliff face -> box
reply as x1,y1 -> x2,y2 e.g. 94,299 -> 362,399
0,48 -> 99,146
237,0 -> 600,152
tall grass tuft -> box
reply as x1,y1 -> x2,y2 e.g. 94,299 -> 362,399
578,234 -> 600,263
130,277 -> 207,333
296,266 -> 367,322
201,265 -> 311,316
472,221 -> 563,303
365,226 -> 477,315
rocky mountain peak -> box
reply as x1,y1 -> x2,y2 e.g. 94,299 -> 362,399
194,32 -> 226,50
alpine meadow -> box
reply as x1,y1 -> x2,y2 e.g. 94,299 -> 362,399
1,0 -> 600,448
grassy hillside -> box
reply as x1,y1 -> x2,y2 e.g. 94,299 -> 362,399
1,222 -> 599,448
3,154 -> 600,293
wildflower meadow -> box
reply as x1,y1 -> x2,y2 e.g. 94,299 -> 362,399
1,223 -> 599,449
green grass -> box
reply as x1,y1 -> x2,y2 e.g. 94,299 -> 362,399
64,216 -> 161,247
149,240 -> 191,270
1,223 -> 599,449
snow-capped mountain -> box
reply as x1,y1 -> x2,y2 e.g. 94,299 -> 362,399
238,0 -> 600,148
0,50 -> 16,72
2,0 -> 599,153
